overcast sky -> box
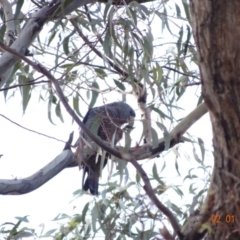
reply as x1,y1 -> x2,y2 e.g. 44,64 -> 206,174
0,84 -> 213,239
0,1 -> 214,238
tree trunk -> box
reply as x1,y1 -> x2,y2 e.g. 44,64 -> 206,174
190,1 -> 240,239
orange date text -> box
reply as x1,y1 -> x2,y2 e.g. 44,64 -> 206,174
210,215 -> 235,223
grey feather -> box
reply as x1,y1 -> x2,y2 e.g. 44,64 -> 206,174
75,102 -> 136,195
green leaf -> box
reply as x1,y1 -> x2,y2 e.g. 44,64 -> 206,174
139,4 -> 149,19
114,79 -> 125,90
172,186 -> 184,198
193,146 -> 202,164
91,115 -> 101,135
182,0 -> 191,23
47,29 -> 57,46
103,0 -> 113,22
198,137 -> 205,162
177,26 -> 183,54
170,201 -> 183,215
156,122 -> 170,150
143,32 -> 153,60
183,25 -> 191,56
14,0 -> 24,19
73,94 -> 83,117
116,157 -> 128,185
103,28 -> 112,57
86,90 -> 90,100
91,205 -> 98,232
15,216 -> 29,223
156,63 -> 163,82
53,213 -> 70,221
127,8 -> 137,26
189,183 -> 197,195
151,127 -> 158,148
0,23 -> 6,42
94,68 -> 107,79
18,75 -> 31,114
4,62 -> 21,100
152,163 -> 164,184
124,131 -> 131,153
55,101 -> 64,123
136,171 -> 140,184
152,107 -> 171,120
175,158 -> 180,176
82,203 -> 89,222
176,78 -> 186,100
41,229 -> 57,237
47,93 -> 56,125
197,95 -> 203,105
89,81 -> 99,109
99,150 -> 107,178
175,3 -> 181,18
76,14 -> 90,30
62,36 -> 70,56
161,7 -> 173,35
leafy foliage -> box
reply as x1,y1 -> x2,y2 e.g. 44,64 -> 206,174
0,0 -> 212,239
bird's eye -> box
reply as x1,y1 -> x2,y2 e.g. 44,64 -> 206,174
130,110 -> 135,116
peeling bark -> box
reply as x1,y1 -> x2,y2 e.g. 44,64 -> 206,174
190,1 -> 240,239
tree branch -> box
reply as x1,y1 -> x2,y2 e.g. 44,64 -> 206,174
0,40 -> 209,163
0,1 -> 60,87
0,113 -> 67,144
0,149 -> 73,195
0,0 -> 15,46
129,155 -> 184,240
0,40 -> 209,161
0,80 -> 50,92
70,19 -> 130,79
0,0 -> 154,89
0,42 -> 209,239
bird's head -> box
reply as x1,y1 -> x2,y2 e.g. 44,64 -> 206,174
114,102 -> 136,125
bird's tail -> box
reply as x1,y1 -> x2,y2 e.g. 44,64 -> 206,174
82,155 -> 107,195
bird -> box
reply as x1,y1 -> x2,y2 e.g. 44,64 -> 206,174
75,102 -> 136,195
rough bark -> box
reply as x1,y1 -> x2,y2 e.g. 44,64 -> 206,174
190,1 -> 240,239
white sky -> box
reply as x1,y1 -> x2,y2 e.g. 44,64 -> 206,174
0,0 -> 214,239
0,85 -> 213,239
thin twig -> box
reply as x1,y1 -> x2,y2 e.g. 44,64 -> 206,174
161,66 -> 200,80
0,40 -> 193,239
0,113 -> 66,144
0,80 -> 50,92
70,18 -> 131,79
184,82 -> 201,87
128,157 -> 183,239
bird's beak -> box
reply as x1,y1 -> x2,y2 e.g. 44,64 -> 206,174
128,116 -> 135,125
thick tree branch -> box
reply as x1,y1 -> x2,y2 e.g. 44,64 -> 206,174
0,42 -> 208,239
130,102 -> 208,160
0,40 -> 209,163
0,41 -> 125,159
45,61 -> 183,239
0,2 -> 60,87
0,0 -> 153,89
0,43 -> 184,237
0,149 -> 73,195
0,0 -> 15,46
0,40 -> 208,162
